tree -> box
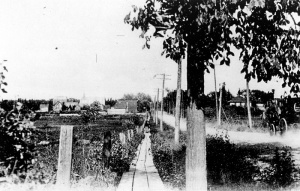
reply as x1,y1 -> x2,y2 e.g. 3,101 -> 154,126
122,92 -> 152,112
125,1 -> 233,189
122,93 -> 135,100
90,101 -> 102,110
105,98 -> 117,107
136,92 -> 152,102
125,0 -> 300,190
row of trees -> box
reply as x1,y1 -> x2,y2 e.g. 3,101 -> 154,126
0,99 -> 49,112
0,98 -> 120,113
162,88 -> 275,117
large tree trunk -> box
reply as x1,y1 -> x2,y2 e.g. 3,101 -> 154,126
246,80 -> 252,128
175,58 -> 182,145
186,44 -> 207,191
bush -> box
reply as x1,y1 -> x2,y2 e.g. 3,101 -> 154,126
259,148 -> 298,188
0,108 -> 37,179
150,122 -> 260,189
207,132 -> 259,184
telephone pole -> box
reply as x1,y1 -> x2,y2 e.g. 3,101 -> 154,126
155,88 -> 160,125
218,83 -> 225,125
154,73 -> 171,131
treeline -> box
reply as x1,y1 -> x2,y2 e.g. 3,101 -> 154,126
0,98 -> 119,112
161,88 -> 275,119
0,99 -> 49,112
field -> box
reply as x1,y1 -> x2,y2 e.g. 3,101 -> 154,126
0,114 -> 145,191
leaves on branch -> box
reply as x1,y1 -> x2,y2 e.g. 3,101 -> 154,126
125,0 -> 300,97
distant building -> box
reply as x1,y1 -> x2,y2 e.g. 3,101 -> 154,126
229,96 -> 252,107
79,94 -> 105,108
107,99 -> 138,114
53,102 -> 63,113
38,103 -> 49,113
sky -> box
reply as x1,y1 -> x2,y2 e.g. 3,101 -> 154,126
0,0 -> 295,101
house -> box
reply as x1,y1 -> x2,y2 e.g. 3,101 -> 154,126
229,96 -> 252,107
53,102 -> 63,113
107,99 -> 138,114
38,103 -> 49,113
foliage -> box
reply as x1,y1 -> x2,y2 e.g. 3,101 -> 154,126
105,98 -> 117,108
90,101 -> 102,111
121,92 -> 152,102
150,121 -> 299,189
0,61 -> 8,94
150,122 -> 260,188
0,106 -> 37,178
121,92 -> 152,112
125,0 -> 237,104
17,115 -> 145,187
0,99 -> 49,112
125,0 -> 300,106
206,132 -> 259,184
150,125 -> 186,189
258,147 -> 298,187
233,1 -> 300,92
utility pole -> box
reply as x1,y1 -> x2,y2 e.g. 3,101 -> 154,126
246,80 -> 252,128
175,58 -> 182,145
156,88 -> 160,125
154,73 -> 171,131
161,74 -> 165,131
214,67 -> 218,122
153,95 -> 156,124
218,83 -> 225,125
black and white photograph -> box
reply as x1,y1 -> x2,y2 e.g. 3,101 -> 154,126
0,0 -> 300,190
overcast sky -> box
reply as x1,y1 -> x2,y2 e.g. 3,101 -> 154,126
0,0 -> 295,100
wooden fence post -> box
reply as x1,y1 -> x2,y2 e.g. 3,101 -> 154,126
127,130 -> 131,141
56,125 -> 73,188
119,132 -> 126,145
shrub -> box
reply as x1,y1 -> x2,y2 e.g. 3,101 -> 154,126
0,108 -> 37,179
207,132 -> 259,184
259,148 -> 298,187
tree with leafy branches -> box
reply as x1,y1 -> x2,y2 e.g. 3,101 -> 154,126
125,0 -> 300,190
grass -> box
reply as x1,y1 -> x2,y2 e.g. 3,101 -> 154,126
150,119 -> 300,191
